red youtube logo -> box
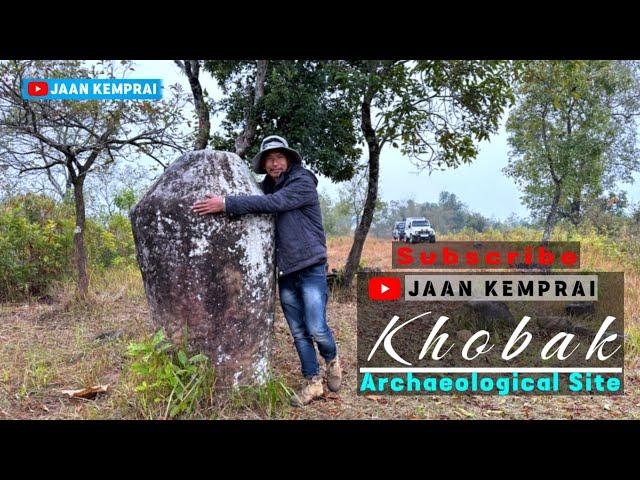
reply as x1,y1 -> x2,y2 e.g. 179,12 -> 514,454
368,277 -> 401,301
27,81 -> 48,96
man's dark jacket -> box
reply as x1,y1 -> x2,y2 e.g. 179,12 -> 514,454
225,163 -> 327,277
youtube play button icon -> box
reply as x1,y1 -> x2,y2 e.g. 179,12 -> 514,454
27,81 -> 48,97
368,277 -> 401,301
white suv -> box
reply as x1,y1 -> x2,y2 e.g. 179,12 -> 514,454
404,217 -> 436,243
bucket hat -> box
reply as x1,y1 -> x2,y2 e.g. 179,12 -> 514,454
251,135 -> 303,174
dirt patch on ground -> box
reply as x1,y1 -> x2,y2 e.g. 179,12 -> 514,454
1,288 -> 637,420
1,236 -> 638,419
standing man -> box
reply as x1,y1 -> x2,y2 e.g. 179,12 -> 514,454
191,135 -> 342,407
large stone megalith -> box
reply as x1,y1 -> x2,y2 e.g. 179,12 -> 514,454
130,150 -> 276,387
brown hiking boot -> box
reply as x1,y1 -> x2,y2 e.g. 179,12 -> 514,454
290,375 -> 324,407
326,356 -> 342,392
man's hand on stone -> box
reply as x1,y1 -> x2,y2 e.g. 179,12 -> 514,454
191,193 -> 225,215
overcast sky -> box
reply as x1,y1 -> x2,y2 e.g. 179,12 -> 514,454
132,60 -> 640,222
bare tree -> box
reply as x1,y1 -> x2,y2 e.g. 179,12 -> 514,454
85,158 -> 154,220
0,60 -> 190,298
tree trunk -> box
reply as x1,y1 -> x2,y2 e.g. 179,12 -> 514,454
569,193 -> 581,226
72,176 -> 89,298
178,60 -> 210,150
543,185 -> 562,242
342,91 -> 379,290
235,60 -> 268,158
541,105 -> 563,243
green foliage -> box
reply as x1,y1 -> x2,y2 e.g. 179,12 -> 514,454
335,164 -> 387,232
205,60 -> 362,181
113,187 -> 137,214
228,370 -> 292,418
578,191 -> 630,236
0,193 -> 137,300
0,193 -> 74,300
319,166 -> 389,237
365,191 -> 501,237
126,330 -> 214,419
505,60 -> 640,232
394,60 -> 517,168
319,190 -> 350,236
329,60 -> 517,169
625,328 -> 640,359
85,212 -> 136,270
440,222 -> 640,271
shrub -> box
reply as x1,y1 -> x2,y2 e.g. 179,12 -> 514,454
0,194 -> 74,300
0,193 -> 138,300
126,330 -> 214,419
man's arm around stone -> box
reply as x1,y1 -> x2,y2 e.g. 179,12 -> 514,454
191,172 -> 316,216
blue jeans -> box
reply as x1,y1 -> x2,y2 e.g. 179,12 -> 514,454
278,262 -> 337,378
